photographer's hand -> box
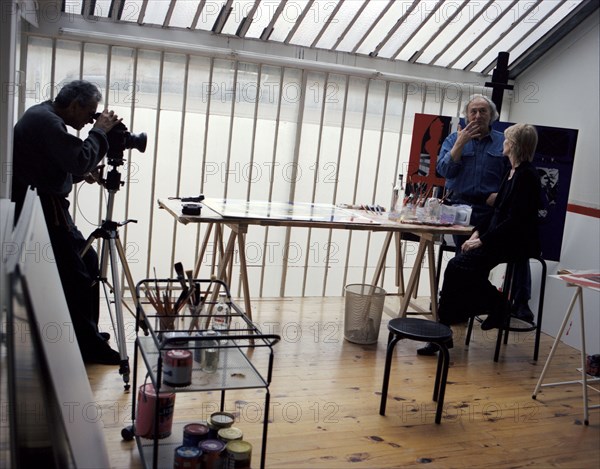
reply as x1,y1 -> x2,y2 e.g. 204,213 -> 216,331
94,109 -> 122,133
84,164 -> 105,185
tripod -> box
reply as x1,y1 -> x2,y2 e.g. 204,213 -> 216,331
81,159 -> 142,391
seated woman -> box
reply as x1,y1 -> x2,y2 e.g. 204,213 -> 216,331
418,123 -> 542,356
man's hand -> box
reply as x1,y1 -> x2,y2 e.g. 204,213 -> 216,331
84,164 -> 105,185
486,192 -> 497,206
450,121 -> 483,162
93,109 -> 122,133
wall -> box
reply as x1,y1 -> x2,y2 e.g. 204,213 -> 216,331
510,13 -> 599,353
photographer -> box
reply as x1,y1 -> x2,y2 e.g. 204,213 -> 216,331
11,79 -> 122,365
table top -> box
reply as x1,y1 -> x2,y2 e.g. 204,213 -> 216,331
158,198 -> 473,236
551,271 -> 600,292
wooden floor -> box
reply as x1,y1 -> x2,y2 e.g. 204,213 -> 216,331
89,296 -> 600,469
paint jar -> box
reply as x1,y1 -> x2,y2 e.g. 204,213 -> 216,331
208,412 -> 235,438
199,439 -> 226,468
183,422 -> 210,447
174,445 -> 202,469
425,197 -> 441,223
217,426 -> 243,444
135,383 -> 175,439
163,349 -> 193,387
225,440 -> 252,468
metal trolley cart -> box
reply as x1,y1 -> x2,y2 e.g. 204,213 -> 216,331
122,278 -> 280,469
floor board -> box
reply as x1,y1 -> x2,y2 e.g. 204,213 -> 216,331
89,296 -> 599,468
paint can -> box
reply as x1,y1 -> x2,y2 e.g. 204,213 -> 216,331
183,422 -> 210,447
173,445 -> 202,469
199,439 -> 226,468
208,411 -> 235,438
135,383 -> 175,439
217,427 -> 243,444
163,349 -> 193,387
225,440 -> 252,468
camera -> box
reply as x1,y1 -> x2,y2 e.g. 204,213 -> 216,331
93,113 -> 147,164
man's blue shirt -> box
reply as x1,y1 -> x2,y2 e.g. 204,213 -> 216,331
436,128 -> 508,201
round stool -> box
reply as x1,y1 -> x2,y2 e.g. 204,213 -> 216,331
379,318 -> 452,424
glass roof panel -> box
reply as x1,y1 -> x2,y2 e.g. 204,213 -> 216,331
64,0 -> 84,16
169,0 -> 201,29
58,0 -> 589,78
94,0 -> 112,18
451,1 -> 530,70
379,0 -> 446,60
269,0 -> 310,42
354,0 -> 418,56
220,0 -> 256,36
287,0 -> 339,47
336,0 -> 390,52
245,1 -> 283,39
314,0 -> 367,50
376,0 -> 442,59
508,0 -> 585,67
140,0 -> 171,26
119,0 -> 145,23
432,1 -> 514,68
473,0 -> 562,74
417,0 -> 487,65
193,0 -> 227,31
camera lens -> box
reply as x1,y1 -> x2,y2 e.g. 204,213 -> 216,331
125,132 -> 147,153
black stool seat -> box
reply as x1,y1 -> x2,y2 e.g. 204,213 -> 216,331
388,317 -> 453,342
380,318 -> 452,424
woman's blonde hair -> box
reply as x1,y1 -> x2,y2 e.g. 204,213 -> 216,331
504,123 -> 538,164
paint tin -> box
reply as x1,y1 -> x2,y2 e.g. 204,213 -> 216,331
173,445 -> 202,469
135,383 -> 175,439
217,427 -> 243,443
199,439 -> 226,468
225,440 -> 252,468
163,349 -> 193,387
208,411 -> 235,438
183,423 -> 210,447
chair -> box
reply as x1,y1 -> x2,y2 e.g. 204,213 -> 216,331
379,318 -> 452,424
465,256 -> 547,362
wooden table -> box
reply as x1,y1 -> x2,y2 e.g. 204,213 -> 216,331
158,198 -> 472,322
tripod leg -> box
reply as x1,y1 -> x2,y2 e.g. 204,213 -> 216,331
115,238 -> 145,317
107,237 -> 131,390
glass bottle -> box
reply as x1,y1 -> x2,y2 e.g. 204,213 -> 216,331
388,174 -> 404,221
212,292 -> 231,332
200,330 -> 219,373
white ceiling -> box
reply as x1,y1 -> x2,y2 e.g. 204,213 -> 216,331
58,0 -> 597,78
